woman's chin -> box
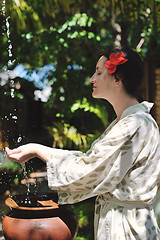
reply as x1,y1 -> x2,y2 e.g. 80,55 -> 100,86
92,93 -> 96,98
92,91 -> 97,98
92,92 -> 100,99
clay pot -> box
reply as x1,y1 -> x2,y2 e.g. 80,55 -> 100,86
2,193 -> 78,240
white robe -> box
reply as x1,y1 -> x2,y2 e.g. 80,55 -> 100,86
47,101 -> 160,239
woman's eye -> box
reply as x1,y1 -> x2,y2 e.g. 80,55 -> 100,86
97,73 -> 101,75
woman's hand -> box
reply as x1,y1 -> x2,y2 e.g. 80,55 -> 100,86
5,143 -> 52,163
5,144 -> 37,163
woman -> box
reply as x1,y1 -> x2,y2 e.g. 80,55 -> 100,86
6,47 -> 160,239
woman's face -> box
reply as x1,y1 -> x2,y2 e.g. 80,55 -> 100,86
90,56 -> 117,101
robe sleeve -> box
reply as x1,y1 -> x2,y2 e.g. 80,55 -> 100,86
46,114 -> 147,204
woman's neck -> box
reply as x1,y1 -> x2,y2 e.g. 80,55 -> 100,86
112,95 -> 139,121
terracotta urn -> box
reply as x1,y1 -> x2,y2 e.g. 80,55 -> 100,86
2,193 -> 78,240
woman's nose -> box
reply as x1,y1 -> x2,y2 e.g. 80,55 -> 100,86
89,73 -> 96,83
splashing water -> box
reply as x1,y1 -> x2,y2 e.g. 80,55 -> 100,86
21,163 -> 32,205
2,0 -> 16,97
21,163 -> 31,195
2,0 -> 18,146
1,1 -> 34,205
6,17 -> 16,98
2,0 -> 5,16
6,17 -> 13,58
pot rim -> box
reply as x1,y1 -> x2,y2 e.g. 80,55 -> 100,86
5,192 -> 62,211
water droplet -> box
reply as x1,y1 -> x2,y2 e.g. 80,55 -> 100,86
2,0 -> 5,16
10,80 -> 14,84
11,88 -> 14,98
12,115 -> 17,120
17,137 -> 22,143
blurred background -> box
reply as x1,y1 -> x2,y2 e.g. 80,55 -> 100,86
0,1 -> 160,239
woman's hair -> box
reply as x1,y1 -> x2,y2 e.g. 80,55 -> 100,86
101,47 -> 144,100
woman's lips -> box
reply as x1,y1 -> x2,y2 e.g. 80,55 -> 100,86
93,85 -> 96,90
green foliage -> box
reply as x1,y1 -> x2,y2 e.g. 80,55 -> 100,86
47,121 -> 93,150
0,156 -> 22,172
14,177 -> 19,185
71,97 -> 109,128
1,2 -> 159,123
0,159 -> 23,195
47,97 -> 110,151
2,161 -> 21,172
76,238 -> 88,240
71,198 -> 95,240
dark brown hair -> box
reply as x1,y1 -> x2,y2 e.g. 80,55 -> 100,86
101,47 -> 144,101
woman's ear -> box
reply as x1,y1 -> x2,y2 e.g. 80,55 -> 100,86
114,74 -> 122,86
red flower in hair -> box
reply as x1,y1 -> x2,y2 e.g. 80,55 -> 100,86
105,52 -> 128,74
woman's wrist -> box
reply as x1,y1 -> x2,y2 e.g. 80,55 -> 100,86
28,143 -> 42,159
28,143 -> 50,162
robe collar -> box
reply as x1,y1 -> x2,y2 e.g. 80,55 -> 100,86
120,101 -> 154,120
